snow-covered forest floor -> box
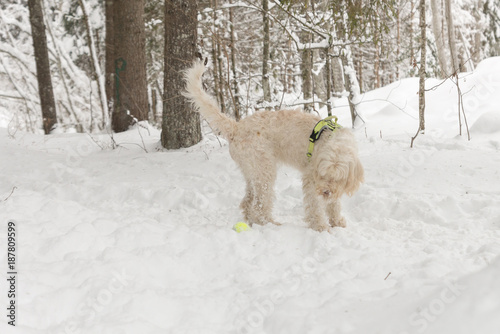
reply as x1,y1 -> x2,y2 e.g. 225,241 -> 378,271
1,58 -> 500,334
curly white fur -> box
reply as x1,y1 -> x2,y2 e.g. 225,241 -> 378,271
184,61 -> 364,232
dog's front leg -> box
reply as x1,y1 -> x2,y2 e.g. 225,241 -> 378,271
326,199 -> 346,228
302,175 -> 330,232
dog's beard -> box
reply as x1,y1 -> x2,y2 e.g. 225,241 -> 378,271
316,182 -> 344,201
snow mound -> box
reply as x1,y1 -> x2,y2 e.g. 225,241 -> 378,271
470,111 -> 500,134
373,103 -> 405,118
474,56 -> 500,76
422,256 -> 500,334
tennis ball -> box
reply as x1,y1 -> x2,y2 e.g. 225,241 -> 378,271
233,222 -> 250,233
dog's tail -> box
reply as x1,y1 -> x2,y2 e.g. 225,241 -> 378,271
183,61 -> 237,140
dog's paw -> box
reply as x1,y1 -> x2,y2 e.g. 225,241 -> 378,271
310,223 -> 331,233
329,216 -> 346,228
253,218 -> 281,226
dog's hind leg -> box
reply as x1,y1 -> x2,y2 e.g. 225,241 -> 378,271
240,178 -> 255,224
301,174 -> 330,232
247,160 -> 280,226
326,199 -> 346,228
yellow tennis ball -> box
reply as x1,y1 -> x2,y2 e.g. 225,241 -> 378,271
233,222 -> 250,233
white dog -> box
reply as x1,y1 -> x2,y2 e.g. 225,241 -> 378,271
184,61 -> 364,232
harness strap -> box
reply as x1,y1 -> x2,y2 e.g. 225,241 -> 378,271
307,115 -> 341,159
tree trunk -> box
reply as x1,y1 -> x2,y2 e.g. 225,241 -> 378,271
300,34 -> 313,112
79,0 -> 108,129
229,1 -> 241,120
431,0 -> 449,77
445,0 -> 459,74
216,35 -> 225,115
28,0 -> 57,134
411,0 -> 427,147
332,56 -> 344,94
43,5 -> 81,131
325,49 -> 332,116
112,0 -> 148,132
340,46 -> 360,128
418,0 -> 426,133
161,0 -> 201,149
458,29 -> 473,71
262,0 -> 271,103
210,0 -> 224,113
409,0 -> 415,67
312,49 -> 326,101
374,20 -> 380,89
151,87 -> 158,124
396,4 -> 401,80
357,56 -> 363,93
299,1 -> 312,111
472,0 -> 483,66
105,0 -> 114,116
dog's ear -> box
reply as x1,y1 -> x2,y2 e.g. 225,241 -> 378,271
345,156 -> 364,196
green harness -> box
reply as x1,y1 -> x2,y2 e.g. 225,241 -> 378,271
307,115 -> 342,159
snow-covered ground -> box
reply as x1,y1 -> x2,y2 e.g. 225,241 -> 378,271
1,58 -> 500,334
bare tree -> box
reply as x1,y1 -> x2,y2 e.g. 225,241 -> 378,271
472,0 -> 484,66
325,49 -> 332,116
161,0 -> 202,149
409,0 -> 415,67
210,0 -> 225,113
396,3 -> 401,80
28,0 -> 57,134
105,0 -> 114,119
431,0 -> 449,77
229,0 -> 241,120
111,0 -> 149,132
262,0 -> 271,103
445,0 -> 460,74
411,0 -> 426,147
300,34 -> 313,112
78,0 -> 108,129
340,48 -> 360,127
418,0 -> 426,133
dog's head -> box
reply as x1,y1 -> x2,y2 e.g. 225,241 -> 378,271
312,129 -> 364,201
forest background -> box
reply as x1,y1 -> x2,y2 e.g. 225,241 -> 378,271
0,0 -> 499,146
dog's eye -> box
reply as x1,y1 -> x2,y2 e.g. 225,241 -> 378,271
323,190 -> 331,197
